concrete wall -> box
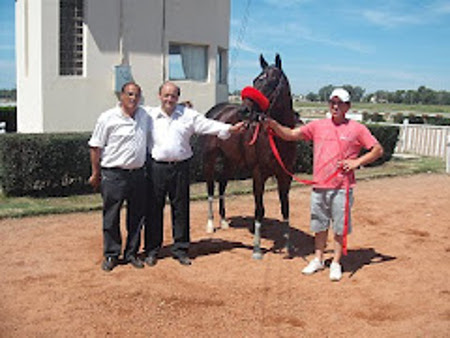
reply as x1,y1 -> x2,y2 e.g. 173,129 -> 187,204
16,0 -> 44,133
16,0 -> 230,133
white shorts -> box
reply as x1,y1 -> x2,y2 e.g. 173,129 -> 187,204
310,188 -> 354,235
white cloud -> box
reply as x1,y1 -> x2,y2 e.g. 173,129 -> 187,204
317,64 -> 422,82
230,38 -> 260,54
361,9 -> 423,28
359,1 -> 450,29
246,21 -> 373,54
262,0 -> 312,7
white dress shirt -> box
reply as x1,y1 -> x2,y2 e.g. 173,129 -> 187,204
89,105 -> 151,169
146,104 -> 231,162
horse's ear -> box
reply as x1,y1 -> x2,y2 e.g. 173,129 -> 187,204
260,54 -> 268,69
275,54 -> 282,69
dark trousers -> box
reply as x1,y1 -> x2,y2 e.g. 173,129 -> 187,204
145,159 -> 190,258
101,167 -> 146,260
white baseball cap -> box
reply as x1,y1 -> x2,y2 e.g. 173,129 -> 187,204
329,88 -> 351,103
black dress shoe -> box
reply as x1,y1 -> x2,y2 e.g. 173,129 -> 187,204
145,255 -> 158,267
102,256 -> 118,272
176,256 -> 192,266
127,256 -> 144,269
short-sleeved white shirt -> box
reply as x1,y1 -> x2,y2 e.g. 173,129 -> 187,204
145,105 -> 231,162
88,104 -> 152,169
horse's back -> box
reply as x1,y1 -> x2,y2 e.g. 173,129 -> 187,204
205,102 -> 244,124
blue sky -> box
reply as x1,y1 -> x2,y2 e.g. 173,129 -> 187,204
0,0 -> 15,90
1,0 -> 450,95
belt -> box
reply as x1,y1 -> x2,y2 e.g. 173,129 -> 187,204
152,158 -> 189,165
102,166 -> 144,172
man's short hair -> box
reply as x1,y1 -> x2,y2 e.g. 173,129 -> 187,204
159,81 -> 181,96
121,82 -> 141,96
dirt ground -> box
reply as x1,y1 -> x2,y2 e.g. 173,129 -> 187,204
0,173 -> 449,337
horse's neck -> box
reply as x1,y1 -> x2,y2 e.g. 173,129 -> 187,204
272,92 -> 295,127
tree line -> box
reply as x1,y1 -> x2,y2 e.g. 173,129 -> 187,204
0,89 -> 16,101
305,85 -> 450,105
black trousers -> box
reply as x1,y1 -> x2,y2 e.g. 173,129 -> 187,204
101,167 -> 146,260
145,159 -> 190,258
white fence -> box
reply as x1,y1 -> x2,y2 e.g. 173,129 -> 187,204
395,123 -> 450,159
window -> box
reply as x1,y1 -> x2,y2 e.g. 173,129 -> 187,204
216,48 -> 227,84
59,0 -> 84,76
169,43 -> 208,81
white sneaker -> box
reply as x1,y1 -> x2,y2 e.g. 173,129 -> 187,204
329,262 -> 342,281
302,258 -> 324,275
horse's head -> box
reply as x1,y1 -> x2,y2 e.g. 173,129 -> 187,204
252,54 -> 293,124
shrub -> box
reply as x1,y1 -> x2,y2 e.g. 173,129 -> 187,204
0,133 -> 91,196
363,124 -> 399,166
408,113 -> 424,124
371,112 -> 385,122
0,125 -> 399,197
393,112 -> 404,124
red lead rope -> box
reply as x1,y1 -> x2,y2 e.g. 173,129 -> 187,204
267,127 -> 351,255
248,123 -> 260,146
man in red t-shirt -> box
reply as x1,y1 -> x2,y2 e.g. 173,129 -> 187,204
265,88 -> 383,281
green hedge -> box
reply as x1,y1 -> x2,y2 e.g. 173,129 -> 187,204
0,124 -> 398,197
0,133 -> 92,196
365,124 -> 399,166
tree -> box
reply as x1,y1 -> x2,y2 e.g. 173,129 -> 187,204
318,85 -> 334,102
306,92 -> 319,102
417,85 -> 436,104
343,85 -> 365,102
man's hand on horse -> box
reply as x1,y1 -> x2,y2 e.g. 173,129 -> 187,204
229,121 -> 246,133
262,117 -> 278,130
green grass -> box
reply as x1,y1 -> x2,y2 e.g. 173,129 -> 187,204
0,156 -> 445,219
294,101 -> 450,118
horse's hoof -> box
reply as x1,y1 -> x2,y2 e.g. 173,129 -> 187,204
220,219 -> 229,229
206,220 -> 215,234
283,253 -> 293,260
252,251 -> 263,260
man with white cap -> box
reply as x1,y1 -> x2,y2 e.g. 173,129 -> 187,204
264,88 -> 383,281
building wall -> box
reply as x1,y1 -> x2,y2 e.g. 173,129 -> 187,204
15,0 -> 230,133
16,0 -> 44,133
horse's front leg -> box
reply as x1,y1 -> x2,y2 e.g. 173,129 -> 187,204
277,174 -> 292,258
252,176 -> 265,260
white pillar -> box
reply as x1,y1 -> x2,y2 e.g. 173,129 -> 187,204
446,135 -> 450,174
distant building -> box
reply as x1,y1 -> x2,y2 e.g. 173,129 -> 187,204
15,0 -> 230,133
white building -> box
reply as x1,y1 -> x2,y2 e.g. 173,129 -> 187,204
15,0 -> 230,133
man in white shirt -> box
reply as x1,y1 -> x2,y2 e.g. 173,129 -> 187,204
144,81 -> 245,266
88,82 -> 151,272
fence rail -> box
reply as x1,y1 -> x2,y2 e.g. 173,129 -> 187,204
395,123 -> 450,158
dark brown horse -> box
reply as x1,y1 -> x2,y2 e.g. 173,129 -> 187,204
202,54 -> 298,259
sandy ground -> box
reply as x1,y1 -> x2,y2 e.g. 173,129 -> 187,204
0,173 -> 449,337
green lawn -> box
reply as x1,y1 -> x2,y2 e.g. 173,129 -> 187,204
0,156 -> 445,219
295,101 -> 450,118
